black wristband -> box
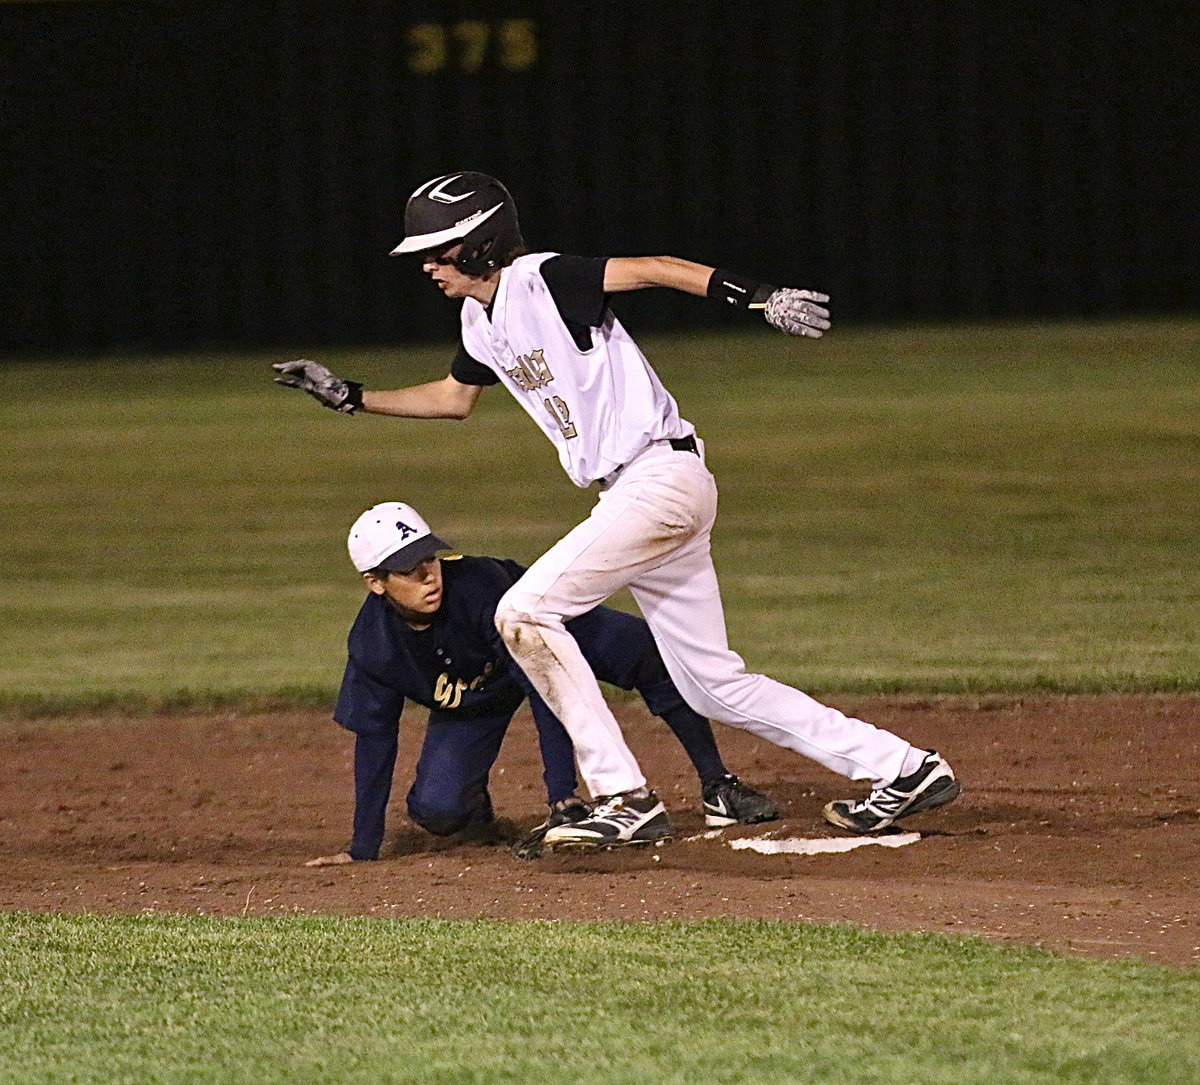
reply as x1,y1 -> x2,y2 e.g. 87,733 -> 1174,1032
340,380 -> 364,414
707,268 -> 777,310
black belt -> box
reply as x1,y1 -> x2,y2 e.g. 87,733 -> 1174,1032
598,435 -> 699,489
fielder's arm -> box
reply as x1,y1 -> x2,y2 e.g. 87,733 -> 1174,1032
603,256 -> 831,337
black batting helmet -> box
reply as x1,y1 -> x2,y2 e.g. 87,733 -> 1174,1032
390,172 -> 524,276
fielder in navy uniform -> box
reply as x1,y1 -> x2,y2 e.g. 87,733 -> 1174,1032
304,501 -> 778,866
279,172 -> 960,852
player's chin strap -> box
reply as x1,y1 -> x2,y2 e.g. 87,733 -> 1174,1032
707,268 -> 832,338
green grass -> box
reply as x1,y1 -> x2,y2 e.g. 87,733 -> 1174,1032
2,913 -> 1197,1084
1,318 -> 1198,710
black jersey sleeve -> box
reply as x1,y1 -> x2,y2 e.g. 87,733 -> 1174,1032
450,340 -> 500,386
540,255 -> 610,329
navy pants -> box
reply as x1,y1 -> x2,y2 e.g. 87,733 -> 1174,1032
406,604 -> 722,835
405,708 -> 508,836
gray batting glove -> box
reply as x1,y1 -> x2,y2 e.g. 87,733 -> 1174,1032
272,359 -> 363,413
764,288 -> 832,338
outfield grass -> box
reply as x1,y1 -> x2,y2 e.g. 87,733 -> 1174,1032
1,318 -> 1197,710
2,914 -> 1198,1084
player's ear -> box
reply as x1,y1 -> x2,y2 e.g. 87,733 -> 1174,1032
363,571 -> 388,596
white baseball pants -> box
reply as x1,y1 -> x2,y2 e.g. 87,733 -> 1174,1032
495,440 -> 917,798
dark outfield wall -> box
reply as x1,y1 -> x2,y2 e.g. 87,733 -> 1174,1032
2,1 -> 1196,353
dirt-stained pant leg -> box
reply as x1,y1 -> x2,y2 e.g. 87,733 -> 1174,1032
495,445 -> 705,796
496,445 -> 916,796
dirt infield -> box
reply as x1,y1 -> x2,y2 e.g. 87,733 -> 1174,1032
3,695 -> 1197,967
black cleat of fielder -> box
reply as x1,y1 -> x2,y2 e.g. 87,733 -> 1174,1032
702,775 -> 780,827
512,796 -> 592,859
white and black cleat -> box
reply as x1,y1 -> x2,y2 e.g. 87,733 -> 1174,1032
822,751 -> 961,833
543,791 -> 672,852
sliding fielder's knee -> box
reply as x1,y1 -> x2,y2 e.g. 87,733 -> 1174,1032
408,805 -> 476,837
407,787 -> 493,838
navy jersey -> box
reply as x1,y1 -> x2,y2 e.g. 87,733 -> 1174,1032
335,555 -> 569,859
333,554 -> 690,859
336,555 -> 534,733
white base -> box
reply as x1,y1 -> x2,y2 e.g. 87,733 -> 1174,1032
726,831 -> 921,855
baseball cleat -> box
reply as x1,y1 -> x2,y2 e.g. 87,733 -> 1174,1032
512,796 -> 592,859
543,791 -> 671,852
822,750 -> 961,834
702,774 -> 780,827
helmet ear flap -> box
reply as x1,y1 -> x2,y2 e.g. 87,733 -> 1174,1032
454,236 -> 497,277
454,208 -> 523,276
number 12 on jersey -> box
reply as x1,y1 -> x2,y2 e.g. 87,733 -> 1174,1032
543,395 -> 578,439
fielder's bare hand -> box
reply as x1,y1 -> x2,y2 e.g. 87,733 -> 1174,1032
272,359 -> 363,413
763,288 -> 831,337
304,851 -> 355,867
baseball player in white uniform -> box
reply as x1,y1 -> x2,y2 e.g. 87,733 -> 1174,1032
274,172 -> 961,851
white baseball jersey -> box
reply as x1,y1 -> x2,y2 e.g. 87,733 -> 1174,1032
455,252 -> 694,488
456,254 -> 924,801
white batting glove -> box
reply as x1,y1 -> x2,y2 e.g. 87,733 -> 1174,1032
272,359 -> 363,413
763,289 -> 831,338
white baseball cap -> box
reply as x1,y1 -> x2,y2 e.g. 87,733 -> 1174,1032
347,502 -> 451,573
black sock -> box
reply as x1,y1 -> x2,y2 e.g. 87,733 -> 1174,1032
659,704 -> 728,785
